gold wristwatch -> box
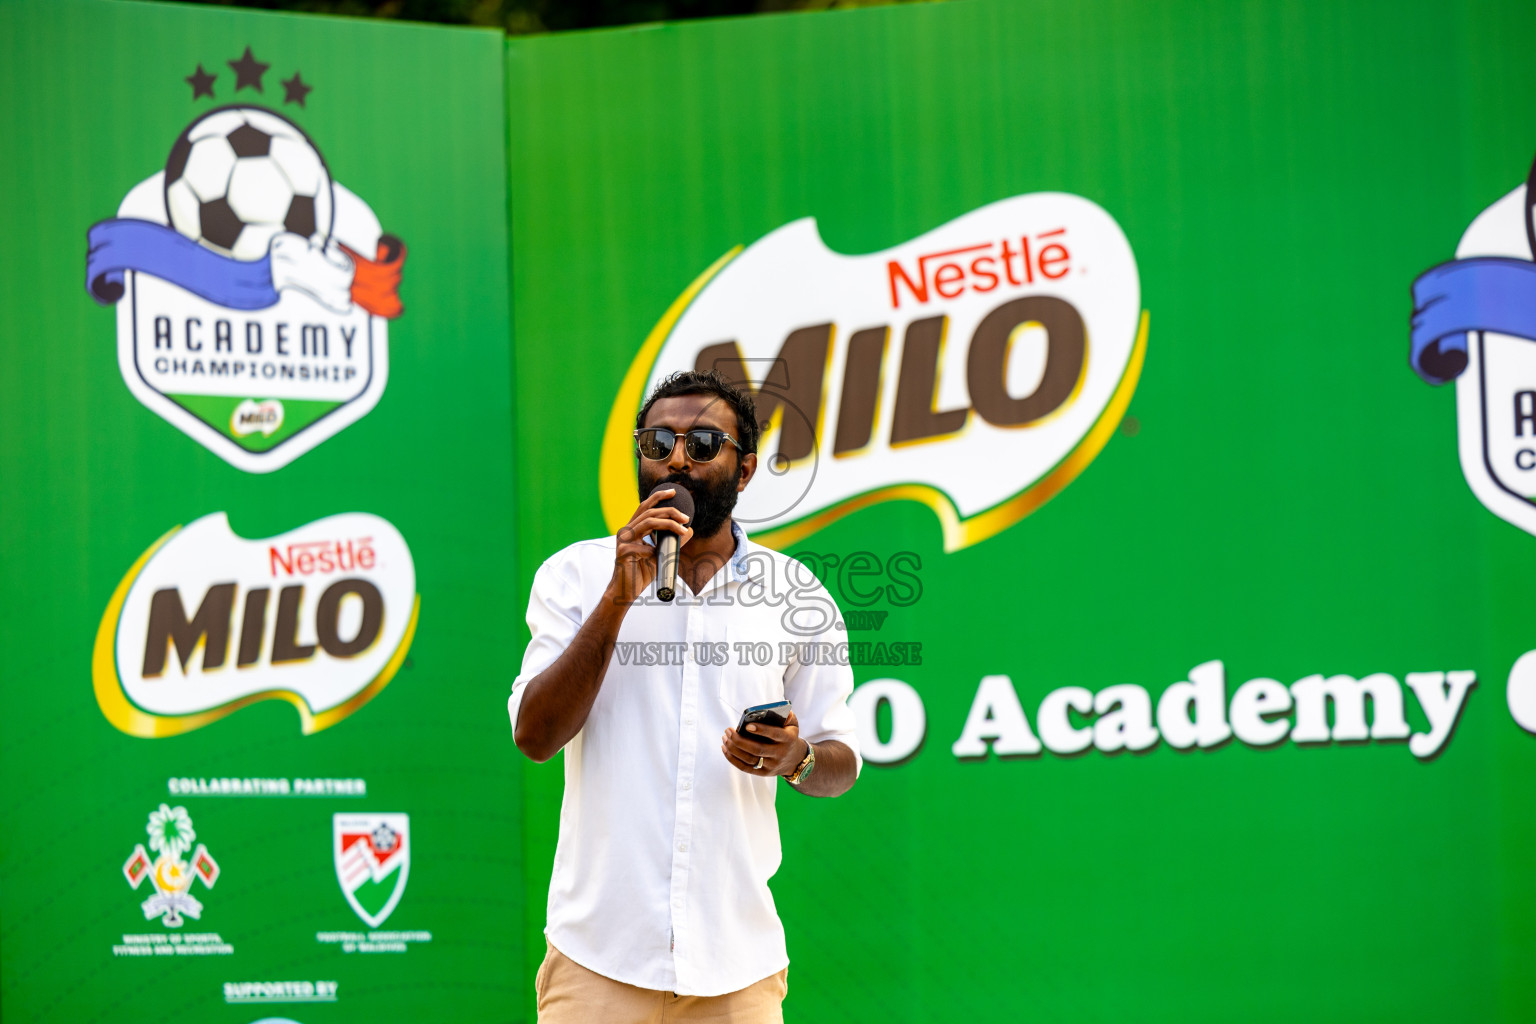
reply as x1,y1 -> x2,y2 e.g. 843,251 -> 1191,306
785,742 -> 816,785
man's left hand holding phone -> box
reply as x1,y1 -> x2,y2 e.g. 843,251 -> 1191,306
722,700 -> 808,777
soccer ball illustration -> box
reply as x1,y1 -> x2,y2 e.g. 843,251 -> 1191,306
163,106 -> 334,262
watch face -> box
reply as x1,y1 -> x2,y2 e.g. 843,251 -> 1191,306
790,746 -> 815,783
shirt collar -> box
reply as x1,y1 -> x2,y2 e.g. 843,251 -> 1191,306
726,520 -> 753,583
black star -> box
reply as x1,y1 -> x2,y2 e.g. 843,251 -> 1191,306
185,64 -> 216,100
227,46 -> 269,93
281,71 -> 312,107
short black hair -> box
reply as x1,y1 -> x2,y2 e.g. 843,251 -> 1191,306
636,370 -> 760,455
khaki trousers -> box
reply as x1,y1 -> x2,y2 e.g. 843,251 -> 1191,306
536,940 -> 787,1024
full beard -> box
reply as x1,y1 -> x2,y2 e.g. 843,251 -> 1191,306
639,462 -> 740,539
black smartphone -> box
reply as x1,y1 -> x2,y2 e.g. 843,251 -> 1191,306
736,700 -> 793,741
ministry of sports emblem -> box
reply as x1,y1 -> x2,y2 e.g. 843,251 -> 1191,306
123,803 -> 220,927
334,813 -> 410,928
85,47 -> 406,473
1410,154 -> 1536,536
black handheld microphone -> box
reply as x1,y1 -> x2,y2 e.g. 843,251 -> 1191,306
651,482 -> 695,603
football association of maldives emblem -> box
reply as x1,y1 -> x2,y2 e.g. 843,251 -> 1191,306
85,49 -> 406,472
1410,154 -> 1536,536
334,813 -> 410,928
123,804 -> 221,927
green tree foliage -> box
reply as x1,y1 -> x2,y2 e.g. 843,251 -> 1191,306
155,0 -> 943,35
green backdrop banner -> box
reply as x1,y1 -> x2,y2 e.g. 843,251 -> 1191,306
0,1 -> 522,1020
4,0 -> 1536,1021
503,2 -> 1536,1022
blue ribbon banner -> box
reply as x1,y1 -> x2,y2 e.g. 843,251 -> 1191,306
1410,256 -> 1536,385
85,218 -> 279,311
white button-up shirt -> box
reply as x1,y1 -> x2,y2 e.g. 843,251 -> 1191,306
508,522 -> 861,996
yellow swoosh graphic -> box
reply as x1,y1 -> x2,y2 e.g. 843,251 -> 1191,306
600,246 -> 743,532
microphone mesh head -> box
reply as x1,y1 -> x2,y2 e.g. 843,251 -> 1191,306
651,481 -> 695,518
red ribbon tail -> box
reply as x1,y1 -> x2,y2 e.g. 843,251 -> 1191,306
341,235 -> 406,319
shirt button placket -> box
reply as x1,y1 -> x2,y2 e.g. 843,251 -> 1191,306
669,598 -> 702,985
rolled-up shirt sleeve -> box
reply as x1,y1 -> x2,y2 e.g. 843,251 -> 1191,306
508,552 -> 584,736
783,577 -> 863,777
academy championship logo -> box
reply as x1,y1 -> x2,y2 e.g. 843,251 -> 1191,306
124,804 -> 221,927
85,48 -> 406,472
601,193 -> 1145,550
94,512 -> 419,737
1410,155 -> 1536,537
334,814 -> 410,928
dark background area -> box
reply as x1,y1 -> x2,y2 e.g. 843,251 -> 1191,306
153,0 -> 941,34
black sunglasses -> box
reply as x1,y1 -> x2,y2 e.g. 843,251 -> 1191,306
634,427 -> 744,463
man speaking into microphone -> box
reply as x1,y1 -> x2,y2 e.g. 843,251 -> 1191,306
509,370 -> 860,1023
